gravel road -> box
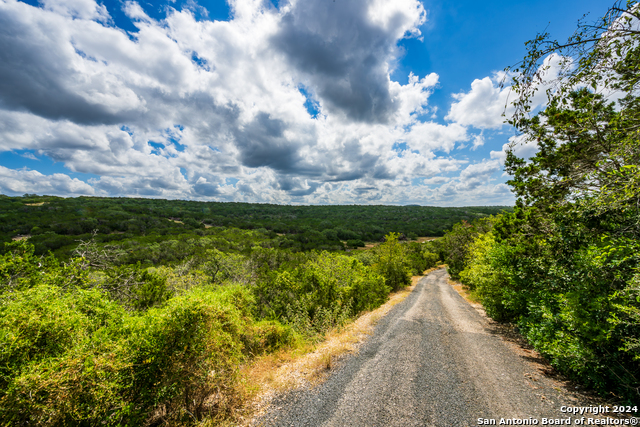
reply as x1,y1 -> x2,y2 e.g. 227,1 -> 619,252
255,268 -> 592,427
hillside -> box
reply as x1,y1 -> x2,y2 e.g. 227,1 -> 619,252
0,194 -> 509,259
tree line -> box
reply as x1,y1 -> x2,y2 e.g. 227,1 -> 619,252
0,194 -> 506,257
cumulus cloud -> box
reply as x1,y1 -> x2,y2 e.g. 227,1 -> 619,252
42,0 -> 110,20
404,121 -> 468,153
0,165 -> 95,196
424,159 -> 507,205
0,0 -> 515,205
471,133 -> 484,150
460,160 -> 500,180
271,0 -> 426,123
490,133 -> 539,167
446,54 -> 566,130
446,74 -> 512,129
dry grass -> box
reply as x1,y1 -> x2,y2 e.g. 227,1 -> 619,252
235,274 -> 426,425
361,242 -> 379,250
11,234 -> 31,241
447,277 -> 481,305
415,237 -> 438,243
24,202 -> 46,206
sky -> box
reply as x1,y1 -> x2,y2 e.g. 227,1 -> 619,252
0,0 -> 610,206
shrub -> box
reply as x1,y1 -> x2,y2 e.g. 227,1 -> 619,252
321,229 -> 339,241
102,263 -> 172,310
437,217 -> 497,279
459,232 -> 516,322
254,252 -> 389,336
346,239 -> 365,248
242,320 -> 297,356
0,241 -> 90,294
0,285 -> 127,425
0,283 -> 297,425
422,251 -> 439,270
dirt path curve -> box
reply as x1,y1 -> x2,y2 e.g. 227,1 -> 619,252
254,268 -> 588,427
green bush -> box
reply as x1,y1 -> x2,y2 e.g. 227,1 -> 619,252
346,239 -> 365,248
254,251 -> 389,337
102,263 -> 172,310
0,241 -> 90,294
372,233 -> 410,291
242,320 -> 298,356
321,229 -> 339,241
438,217 -> 497,279
0,283 -> 297,425
115,286 -> 250,423
422,251 -> 439,269
445,213 -> 640,402
458,232 -> 516,322
404,242 -> 438,275
0,285 -> 127,425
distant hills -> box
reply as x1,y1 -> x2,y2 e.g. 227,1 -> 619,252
0,194 -> 510,257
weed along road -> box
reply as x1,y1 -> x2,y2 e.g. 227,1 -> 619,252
256,269 -> 600,427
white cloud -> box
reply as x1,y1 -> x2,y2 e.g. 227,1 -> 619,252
446,54 -> 566,130
0,0 -> 515,206
404,122 -> 468,153
490,134 -> 539,166
42,0 -> 110,21
0,165 -> 95,196
471,133 -> 484,150
446,74 -> 512,129
459,160 -> 500,180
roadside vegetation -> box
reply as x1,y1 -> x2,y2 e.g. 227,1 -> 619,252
435,1 -> 640,403
0,223 -> 441,425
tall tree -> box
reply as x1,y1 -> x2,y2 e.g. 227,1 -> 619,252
504,0 -> 640,232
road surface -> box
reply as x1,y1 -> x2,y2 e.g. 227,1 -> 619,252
255,268 -> 593,427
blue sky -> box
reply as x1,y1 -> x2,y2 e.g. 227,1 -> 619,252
0,0 -> 610,205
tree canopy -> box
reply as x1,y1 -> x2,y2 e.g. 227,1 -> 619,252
437,1 -> 640,402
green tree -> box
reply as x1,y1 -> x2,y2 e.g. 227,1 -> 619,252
372,232 -> 410,291
436,217 -> 497,279
492,0 -> 640,401
505,0 -> 640,226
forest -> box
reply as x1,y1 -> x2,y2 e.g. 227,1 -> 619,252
0,195 -> 505,258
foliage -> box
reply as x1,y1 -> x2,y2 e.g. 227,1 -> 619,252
346,239 -> 365,248
0,196 -> 448,423
0,222 -> 439,423
404,241 -> 439,275
501,0 -> 640,401
254,251 -> 389,337
101,263 -> 173,311
458,232 -> 517,321
0,281 -> 293,425
433,217 -> 498,279
0,194 -> 508,258
371,233 -> 411,291
438,1 -> 640,402
0,240 -> 89,294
